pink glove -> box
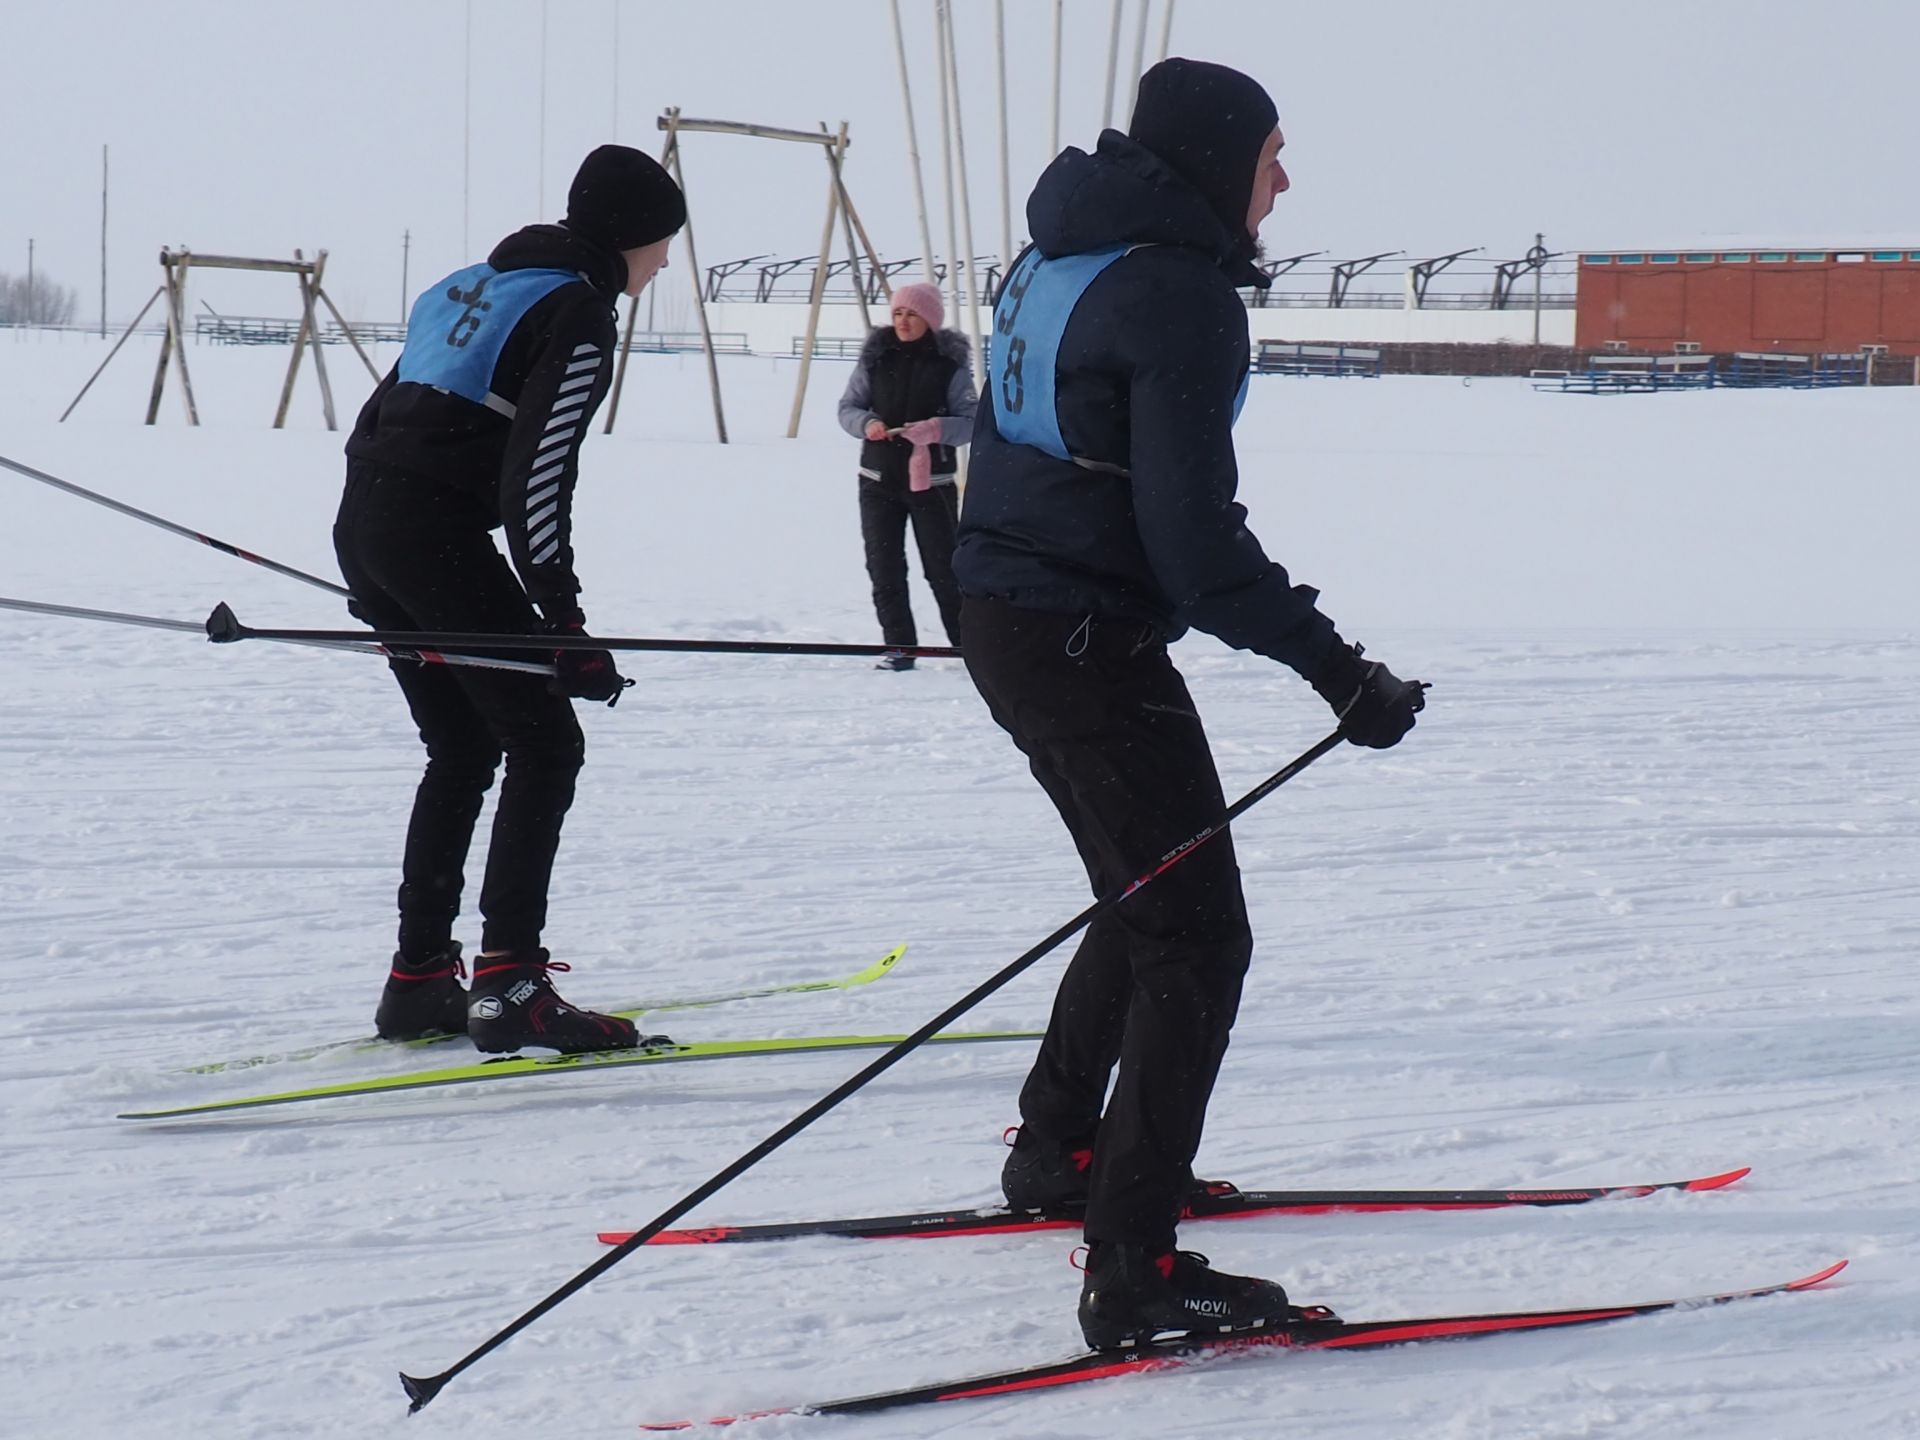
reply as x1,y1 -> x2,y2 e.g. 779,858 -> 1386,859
907,444 -> 933,492
899,418 -> 944,445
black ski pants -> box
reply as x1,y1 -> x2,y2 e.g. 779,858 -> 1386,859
333,459 -> 583,959
859,474 -> 962,648
961,597 -> 1253,1252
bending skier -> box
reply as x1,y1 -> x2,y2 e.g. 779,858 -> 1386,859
954,60 -> 1426,1347
336,144 -> 685,1054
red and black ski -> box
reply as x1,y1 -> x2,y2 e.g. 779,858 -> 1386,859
637,1259 -> 1845,1428
598,1166 -> 1749,1247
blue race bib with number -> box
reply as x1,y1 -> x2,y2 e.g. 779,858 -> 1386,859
988,246 -> 1129,461
989,245 -> 1249,462
398,264 -> 582,415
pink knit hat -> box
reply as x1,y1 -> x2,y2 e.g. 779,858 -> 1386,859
891,281 -> 945,329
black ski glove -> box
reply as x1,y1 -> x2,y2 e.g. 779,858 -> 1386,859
541,611 -> 629,707
1311,643 -> 1427,749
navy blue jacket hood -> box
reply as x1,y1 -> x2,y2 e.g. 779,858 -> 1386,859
489,222 -> 628,297
1028,132 -> 1269,289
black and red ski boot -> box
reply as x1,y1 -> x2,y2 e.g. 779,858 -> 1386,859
1002,1127 -> 1238,1214
374,942 -> 469,1041
1001,1125 -> 1098,1211
1078,1244 -> 1298,1350
467,952 -> 643,1055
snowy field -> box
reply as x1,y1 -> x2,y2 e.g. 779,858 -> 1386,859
2,330 -> 1917,1438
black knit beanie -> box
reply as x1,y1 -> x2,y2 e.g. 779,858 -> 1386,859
1127,59 -> 1278,238
565,144 -> 687,251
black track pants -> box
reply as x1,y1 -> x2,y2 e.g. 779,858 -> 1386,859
859,475 -> 962,648
333,459 -> 584,957
961,597 -> 1253,1251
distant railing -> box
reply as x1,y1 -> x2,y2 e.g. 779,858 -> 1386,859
195,315 -> 406,346
1253,342 -> 1382,378
624,330 -> 750,355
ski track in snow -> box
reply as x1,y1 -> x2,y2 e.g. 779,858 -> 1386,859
1,338 -> 1917,1438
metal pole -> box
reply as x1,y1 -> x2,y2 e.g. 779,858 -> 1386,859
994,0 -> 1013,275
889,0 -> 937,282
935,0 -> 962,326
26,238 -> 34,327
1050,0 -> 1063,156
537,0 -> 549,213
400,229 -> 411,324
1102,0 -> 1124,130
1532,232 -> 1544,349
1129,0 -> 1151,115
1157,0 -> 1176,60
462,0 -> 472,255
943,0 -> 987,387
100,146 -> 108,337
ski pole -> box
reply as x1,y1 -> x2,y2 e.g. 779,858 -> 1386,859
205,602 -> 964,660
399,727 -> 1347,1414
0,452 -> 351,598
0,595 -> 556,678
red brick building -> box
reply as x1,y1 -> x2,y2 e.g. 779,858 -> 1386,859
1575,246 -> 1920,356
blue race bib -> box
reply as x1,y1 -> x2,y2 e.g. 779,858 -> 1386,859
398,265 -> 582,416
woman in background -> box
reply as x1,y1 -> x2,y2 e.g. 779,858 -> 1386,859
836,282 -> 977,670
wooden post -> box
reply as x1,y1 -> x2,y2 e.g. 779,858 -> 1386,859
788,123 -> 847,439
303,250 -> 338,430
664,112 -> 728,443
64,284 -> 163,422
834,175 -> 891,305
144,256 -> 174,426
822,125 -> 872,328
169,251 -> 201,425
273,250 -> 314,429
602,292 -> 643,434
314,285 -> 384,381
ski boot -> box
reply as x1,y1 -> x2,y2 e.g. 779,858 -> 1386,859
1002,1126 -> 1235,1214
875,651 -> 916,672
467,951 -> 644,1055
1002,1125 -> 1098,1211
374,942 -> 469,1041
1078,1244 -> 1298,1350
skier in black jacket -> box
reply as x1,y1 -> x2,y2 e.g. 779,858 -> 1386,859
955,60 -> 1427,1347
336,145 -> 684,1055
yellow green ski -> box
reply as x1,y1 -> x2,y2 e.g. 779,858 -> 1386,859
183,945 -> 907,1075
123,1025 -> 1035,1121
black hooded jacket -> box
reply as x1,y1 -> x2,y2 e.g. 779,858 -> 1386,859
952,133 -> 1338,678
344,224 -> 625,615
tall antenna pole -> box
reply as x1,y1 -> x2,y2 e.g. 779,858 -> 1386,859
934,0 -> 962,320
611,0 -> 621,137
401,230 -> 412,324
462,0 -> 473,254
1101,0 -> 1123,130
889,0 -> 937,282
994,0 -> 1013,274
1157,0 -> 1176,60
1129,0 -> 1151,115
100,145 -> 109,337
1050,0 -> 1063,156
537,0 -> 549,214
942,0 -> 986,388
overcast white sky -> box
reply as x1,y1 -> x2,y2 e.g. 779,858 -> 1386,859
6,0 -> 1918,326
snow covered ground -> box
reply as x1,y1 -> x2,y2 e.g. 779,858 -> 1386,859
2,331 -> 1917,1438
